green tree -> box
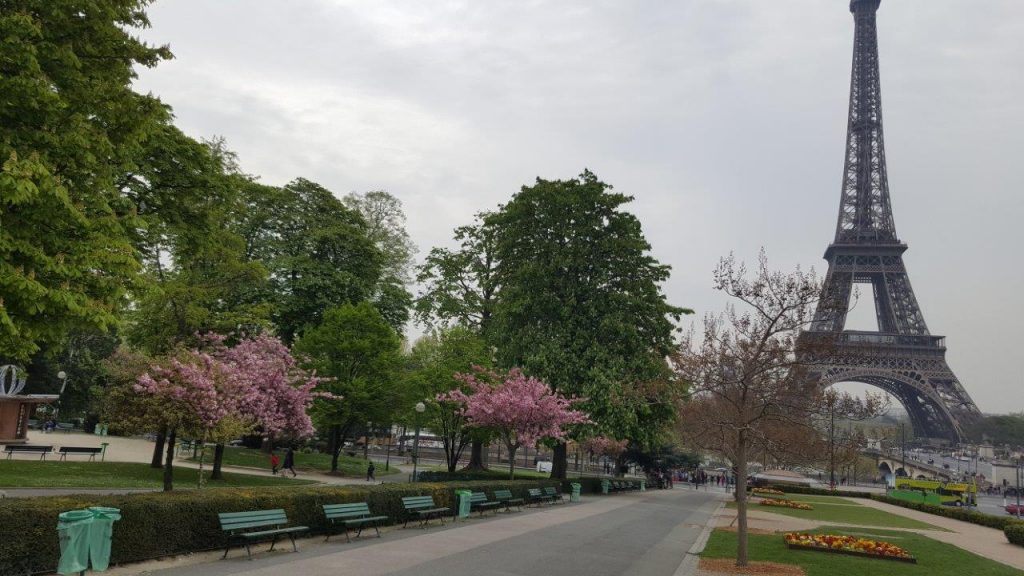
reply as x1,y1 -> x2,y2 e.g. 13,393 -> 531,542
415,213 -> 500,468
0,1 -> 171,362
294,302 -> 403,472
343,190 -> 417,283
123,131 -> 270,354
236,179 -> 382,343
415,213 -> 499,336
343,190 -> 416,332
405,327 -> 493,472
487,170 -> 689,478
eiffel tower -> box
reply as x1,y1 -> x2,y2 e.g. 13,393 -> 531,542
801,0 -> 981,442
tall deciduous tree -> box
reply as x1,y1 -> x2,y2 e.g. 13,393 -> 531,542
415,213 -> 500,469
235,179 -> 382,343
343,190 -> 416,332
415,213 -> 499,336
674,253 -> 827,567
294,302 -> 403,472
446,367 -> 588,479
0,0 -> 171,361
487,171 -> 688,478
405,327 -> 493,472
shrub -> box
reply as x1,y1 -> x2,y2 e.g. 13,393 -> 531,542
767,484 -> 874,499
1005,523 -> 1024,547
0,480 -> 559,575
871,494 -> 1024,531
561,477 -> 605,494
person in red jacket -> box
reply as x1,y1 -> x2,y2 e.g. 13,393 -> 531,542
270,451 -> 280,475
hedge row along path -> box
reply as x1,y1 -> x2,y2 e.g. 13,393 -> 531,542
708,492 -> 1024,572
102,488 -> 724,576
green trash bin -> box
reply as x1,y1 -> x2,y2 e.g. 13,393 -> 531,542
87,507 -> 121,571
570,482 -> 582,503
57,509 -> 94,575
601,478 -> 610,495
454,489 -> 473,519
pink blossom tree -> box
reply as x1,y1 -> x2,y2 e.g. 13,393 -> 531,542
444,367 -> 589,479
135,334 -> 322,490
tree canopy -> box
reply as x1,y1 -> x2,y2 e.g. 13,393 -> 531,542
486,170 -> 689,476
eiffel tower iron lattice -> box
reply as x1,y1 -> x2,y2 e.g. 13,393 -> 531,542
800,0 -> 981,442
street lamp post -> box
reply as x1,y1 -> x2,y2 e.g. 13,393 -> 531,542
1011,455 -> 1019,518
899,422 -> 907,480
411,401 -> 426,482
53,371 -> 68,422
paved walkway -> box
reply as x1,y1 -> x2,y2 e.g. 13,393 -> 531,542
108,489 -> 724,576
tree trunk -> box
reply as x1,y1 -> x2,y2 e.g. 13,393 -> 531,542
508,445 -> 518,480
163,429 -> 177,492
330,425 -> 341,473
211,443 -> 225,480
735,430 -> 749,567
466,440 -> 487,470
550,441 -> 568,480
151,426 -> 166,469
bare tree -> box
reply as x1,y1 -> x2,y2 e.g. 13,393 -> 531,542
816,389 -> 888,488
675,252 -> 829,567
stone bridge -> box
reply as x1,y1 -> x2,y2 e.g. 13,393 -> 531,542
866,449 -> 955,481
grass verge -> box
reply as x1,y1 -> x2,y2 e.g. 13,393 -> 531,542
702,526 -> 1020,576
188,446 -> 400,477
735,493 -> 938,530
0,461 -> 317,488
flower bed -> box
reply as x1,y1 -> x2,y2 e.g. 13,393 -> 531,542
784,533 -> 916,563
752,488 -> 785,497
759,498 -> 813,510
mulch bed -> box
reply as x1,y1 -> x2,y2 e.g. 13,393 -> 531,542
698,558 -> 806,575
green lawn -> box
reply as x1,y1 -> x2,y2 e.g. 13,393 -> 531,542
702,526 -> 1019,576
734,494 -> 937,530
189,446 -> 399,477
0,461 -> 318,489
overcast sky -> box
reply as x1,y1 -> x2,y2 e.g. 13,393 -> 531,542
133,0 -> 1024,414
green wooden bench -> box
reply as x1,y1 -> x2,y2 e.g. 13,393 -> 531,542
543,486 -> 565,503
401,495 -> 450,528
492,489 -> 525,512
322,502 -> 389,542
468,492 -> 500,517
218,509 -> 308,560
527,488 -> 554,506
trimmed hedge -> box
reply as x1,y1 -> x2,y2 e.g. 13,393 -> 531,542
0,479 -> 559,575
1005,523 -> 1024,547
870,494 -> 1024,532
766,484 -> 874,499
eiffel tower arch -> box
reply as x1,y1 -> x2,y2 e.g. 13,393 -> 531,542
799,0 -> 981,442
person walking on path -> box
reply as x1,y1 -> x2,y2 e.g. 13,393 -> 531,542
270,451 -> 280,475
367,461 -> 376,482
283,447 -> 296,477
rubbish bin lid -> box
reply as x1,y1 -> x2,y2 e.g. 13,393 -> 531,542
58,510 -> 94,523
88,506 -> 122,520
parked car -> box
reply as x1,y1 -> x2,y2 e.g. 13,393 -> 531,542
1005,504 -> 1024,516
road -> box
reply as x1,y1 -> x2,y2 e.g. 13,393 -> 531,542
136,488 -> 723,576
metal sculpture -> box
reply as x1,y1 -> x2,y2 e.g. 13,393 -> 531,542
0,365 -> 28,396
800,0 -> 981,441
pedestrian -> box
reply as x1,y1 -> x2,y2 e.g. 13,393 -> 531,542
367,461 -> 376,482
283,447 -> 296,477
270,450 -> 280,475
